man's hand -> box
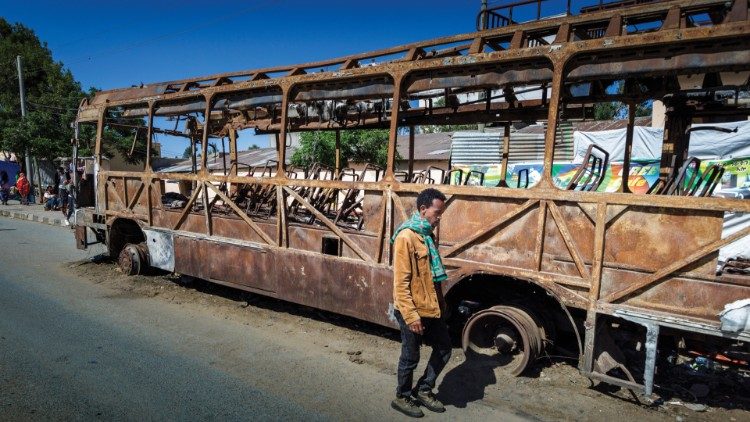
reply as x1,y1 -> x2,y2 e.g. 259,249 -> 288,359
408,319 -> 424,335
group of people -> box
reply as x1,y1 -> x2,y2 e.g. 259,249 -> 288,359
0,170 -> 31,206
43,167 -> 75,222
0,167 -> 75,223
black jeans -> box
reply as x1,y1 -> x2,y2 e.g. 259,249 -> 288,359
394,310 -> 452,398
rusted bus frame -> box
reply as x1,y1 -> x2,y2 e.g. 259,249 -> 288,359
77,0 -> 741,114
78,13 -> 750,124
91,0 -> 750,305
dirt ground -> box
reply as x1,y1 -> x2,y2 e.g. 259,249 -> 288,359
69,257 -> 750,421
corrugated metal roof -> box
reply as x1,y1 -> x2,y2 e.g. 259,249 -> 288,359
451,132 -> 502,165
450,131 -> 548,165
396,132 -> 452,161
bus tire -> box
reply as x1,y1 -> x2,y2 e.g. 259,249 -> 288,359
118,242 -> 149,276
461,305 -> 546,376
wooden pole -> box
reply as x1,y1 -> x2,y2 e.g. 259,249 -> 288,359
620,102 -> 636,193
408,126 -> 415,180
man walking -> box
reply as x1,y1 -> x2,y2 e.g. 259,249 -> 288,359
390,188 -> 452,418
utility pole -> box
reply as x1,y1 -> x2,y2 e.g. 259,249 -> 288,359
72,120 -> 79,217
16,55 -> 34,200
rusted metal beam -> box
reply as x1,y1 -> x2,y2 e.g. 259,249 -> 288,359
589,203 -> 608,304
127,181 -> 145,210
619,102 -> 636,193
173,183 -> 203,231
105,180 -> 127,210
408,126 -> 415,180
385,74 -> 405,179
548,201 -> 591,280
375,192 -> 388,264
534,200 -> 548,271
390,191 -> 409,222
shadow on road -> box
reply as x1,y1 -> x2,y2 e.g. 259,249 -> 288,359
437,360 -> 497,408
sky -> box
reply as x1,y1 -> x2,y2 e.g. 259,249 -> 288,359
2,1 -> 484,90
0,0 -> 590,155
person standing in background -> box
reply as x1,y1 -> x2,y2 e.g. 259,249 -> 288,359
0,171 -> 10,205
16,172 -> 30,205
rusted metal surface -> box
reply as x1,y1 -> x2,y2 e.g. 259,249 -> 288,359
74,0 -> 750,391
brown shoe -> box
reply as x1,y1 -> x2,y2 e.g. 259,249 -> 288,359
391,396 -> 424,418
413,390 -> 445,413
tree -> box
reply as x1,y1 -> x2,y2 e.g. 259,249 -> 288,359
592,80 -> 653,120
0,20 -> 154,167
0,18 -> 86,162
593,100 -> 653,120
95,102 -> 151,164
593,101 -> 620,120
290,129 -> 394,169
248,144 -> 260,150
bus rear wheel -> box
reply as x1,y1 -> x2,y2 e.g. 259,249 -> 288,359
461,305 -> 546,376
118,242 -> 149,276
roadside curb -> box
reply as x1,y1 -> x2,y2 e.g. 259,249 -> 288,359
0,209 -> 68,228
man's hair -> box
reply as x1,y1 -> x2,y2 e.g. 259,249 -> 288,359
416,188 -> 446,210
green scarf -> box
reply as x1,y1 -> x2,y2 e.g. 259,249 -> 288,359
391,212 -> 447,283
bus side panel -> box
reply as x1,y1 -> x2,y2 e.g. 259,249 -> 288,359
600,207 -> 733,320
276,251 -> 394,328
440,197 -> 545,271
173,235 -> 278,293
602,269 -> 750,320
171,232 -> 393,327
604,207 -> 723,274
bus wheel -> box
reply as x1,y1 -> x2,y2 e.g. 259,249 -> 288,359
461,305 -> 545,376
118,243 -> 149,276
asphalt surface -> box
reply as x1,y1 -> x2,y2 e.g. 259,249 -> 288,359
0,218 -> 523,421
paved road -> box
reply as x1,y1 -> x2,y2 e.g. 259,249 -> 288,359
0,218 -> 524,421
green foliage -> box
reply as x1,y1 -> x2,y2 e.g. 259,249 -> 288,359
291,129 -> 394,169
0,18 -> 86,161
97,105 -> 150,164
593,102 -> 620,120
593,100 -> 652,120
592,80 -> 653,120
248,144 -> 260,150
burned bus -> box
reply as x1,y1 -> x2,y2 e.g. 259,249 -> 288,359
73,0 -> 750,396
